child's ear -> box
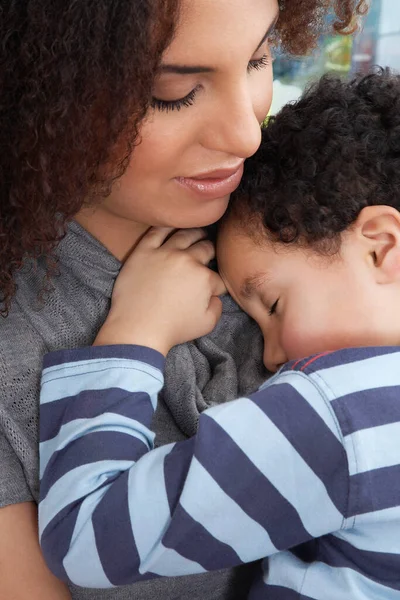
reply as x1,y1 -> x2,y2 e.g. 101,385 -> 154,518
356,205 -> 400,283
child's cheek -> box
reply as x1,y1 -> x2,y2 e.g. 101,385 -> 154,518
280,319 -> 325,362
280,319 -> 307,361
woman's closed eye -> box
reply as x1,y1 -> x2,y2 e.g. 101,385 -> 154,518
247,53 -> 270,73
151,86 -> 201,113
151,53 -> 271,113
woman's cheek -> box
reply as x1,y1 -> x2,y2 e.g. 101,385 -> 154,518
254,67 -> 273,123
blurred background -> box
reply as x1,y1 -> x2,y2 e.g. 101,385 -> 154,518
271,0 -> 400,114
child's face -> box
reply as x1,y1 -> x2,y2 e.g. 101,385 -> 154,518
217,218 -> 391,372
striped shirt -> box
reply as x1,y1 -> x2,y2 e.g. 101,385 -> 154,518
39,344 -> 400,598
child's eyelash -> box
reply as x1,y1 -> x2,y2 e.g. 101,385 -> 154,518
268,299 -> 279,316
151,53 -> 270,113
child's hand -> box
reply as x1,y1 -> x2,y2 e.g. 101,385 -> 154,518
94,227 -> 226,355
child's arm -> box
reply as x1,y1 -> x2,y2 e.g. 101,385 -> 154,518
39,344 -> 348,588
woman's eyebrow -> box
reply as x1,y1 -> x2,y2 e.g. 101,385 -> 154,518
159,12 -> 279,76
256,13 -> 279,52
159,64 -> 213,75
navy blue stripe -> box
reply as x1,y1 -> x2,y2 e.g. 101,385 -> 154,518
195,414 -> 312,551
163,437 -> 195,512
252,384 -> 348,514
349,465 -> 400,516
40,387 -> 154,442
318,534 -> 400,590
163,503 -> 244,570
280,356 -> 311,373
292,347 -> 399,375
93,470 -> 157,585
332,386 -> 400,436
40,499 -> 80,583
41,431 -> 148,499
163,437 -> 245,569
43,344 -> 165,371
279,352 -> 338,374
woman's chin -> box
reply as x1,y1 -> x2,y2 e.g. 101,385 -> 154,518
168,195 -> 231,229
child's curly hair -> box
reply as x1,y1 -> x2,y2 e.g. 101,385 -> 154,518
0,0 -> 367,312
234,68 -> 400,253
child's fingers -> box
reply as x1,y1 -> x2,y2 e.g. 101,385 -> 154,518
207,295 -> 223,328
163,228 -> 207,250
137,227 -> 176,250
188,239 -> 215,265
209,271 -> 227,297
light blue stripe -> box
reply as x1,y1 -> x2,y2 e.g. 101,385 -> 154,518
267,552 -> 398,599
128,443 -> 172,564
139,544 -> 206,577
180,457 -> 277,561
265,550 -> 308,591
342,434 -> 357,492
40,414 -> 154,479
265,372 -> 341,441
39,460 -> 133,537
63,486 -> 114,588
298,560 -> 396,599
310,353 -> 400,401
127,443 -> 205,576
334,505 -> 400,553
41,358 -> 163,408
208,398 -> 343,538
346,421 -> 400,475
42,357 -> 162,380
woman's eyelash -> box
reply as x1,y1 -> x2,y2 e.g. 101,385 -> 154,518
151,87 -> 199,113
247,53 -> 270,73
268,299 -> 279,316
151,53 -> 270,113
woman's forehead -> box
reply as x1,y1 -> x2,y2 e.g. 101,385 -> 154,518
163,0 -> 279,63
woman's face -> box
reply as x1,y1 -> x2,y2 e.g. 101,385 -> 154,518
104,0 -> 279,229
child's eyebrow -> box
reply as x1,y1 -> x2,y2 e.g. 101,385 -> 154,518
240,271 -> 269,299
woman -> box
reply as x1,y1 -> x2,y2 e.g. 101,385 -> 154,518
0,1 -> 366,599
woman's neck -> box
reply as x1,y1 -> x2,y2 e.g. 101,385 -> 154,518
74,205 -> 149,262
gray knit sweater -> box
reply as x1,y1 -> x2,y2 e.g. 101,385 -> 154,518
0,221 -> 267,600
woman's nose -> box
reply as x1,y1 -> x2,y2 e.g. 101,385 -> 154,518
201,87 -> 262,159
263,341 -> 287,373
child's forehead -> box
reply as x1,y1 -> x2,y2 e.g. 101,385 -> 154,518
217,214 -> 339,279
218,213 -> 283,259
218,211 -> 263,246
217,216 -> 261,260
217,217 -> 281,276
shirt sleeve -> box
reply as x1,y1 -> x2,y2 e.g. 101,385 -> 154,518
39,346 -> 349,589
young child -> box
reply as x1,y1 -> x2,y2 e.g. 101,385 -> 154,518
39,69 -> 400,599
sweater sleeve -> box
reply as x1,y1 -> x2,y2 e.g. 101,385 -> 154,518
0,429 -> 34,508
39,345 -> 349,589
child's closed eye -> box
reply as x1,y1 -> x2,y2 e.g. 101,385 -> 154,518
268,299 -> 279,316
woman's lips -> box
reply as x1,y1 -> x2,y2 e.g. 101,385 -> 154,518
175,163 -> 244,200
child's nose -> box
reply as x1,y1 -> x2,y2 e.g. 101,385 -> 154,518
263,343 -> 287,373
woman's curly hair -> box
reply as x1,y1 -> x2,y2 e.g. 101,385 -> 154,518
0,0 -> 178,313
233,68 -> 400,253
0,0 -> 367,313
276,0 -> 368,55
